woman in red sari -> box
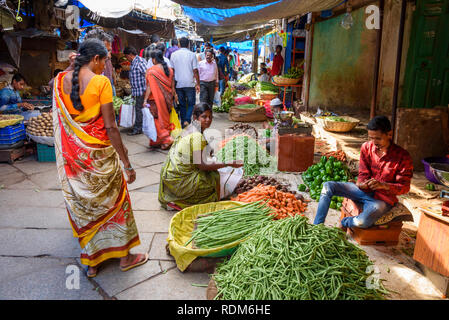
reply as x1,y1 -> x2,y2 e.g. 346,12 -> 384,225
143,49 -> 177,150
53,39 -> 148,277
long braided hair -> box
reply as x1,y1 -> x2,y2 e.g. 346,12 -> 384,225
70,39 -> 108,112
150,49 -> 170,77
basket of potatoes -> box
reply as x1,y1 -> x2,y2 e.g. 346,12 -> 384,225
26,112 -> 55,146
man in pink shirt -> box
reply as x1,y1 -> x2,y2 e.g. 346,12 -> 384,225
198,49 -> 219,107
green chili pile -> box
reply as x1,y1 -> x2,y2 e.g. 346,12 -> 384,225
185,201 -> 274,249
214,215 -> 389,300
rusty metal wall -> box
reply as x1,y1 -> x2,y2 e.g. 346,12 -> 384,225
308,5 -> 377,111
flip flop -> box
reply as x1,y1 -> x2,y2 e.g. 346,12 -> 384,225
86,266 -> 98,278
167,202 -> 183,211
120,253 -> 149,272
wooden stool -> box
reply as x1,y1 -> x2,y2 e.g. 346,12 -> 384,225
340,198 -> 403,246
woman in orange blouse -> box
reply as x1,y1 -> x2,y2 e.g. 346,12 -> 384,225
53,39 -> 148,277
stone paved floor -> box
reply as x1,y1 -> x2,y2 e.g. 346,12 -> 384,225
0,113 -> 445,300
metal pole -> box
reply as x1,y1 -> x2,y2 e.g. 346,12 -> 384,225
392,0 -> 406,140
370,0 -> 384,119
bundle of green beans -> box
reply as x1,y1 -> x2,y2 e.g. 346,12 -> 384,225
214,215 -> 389,300
185,201 -> 274,249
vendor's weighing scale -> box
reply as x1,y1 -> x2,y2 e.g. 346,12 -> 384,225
275,110 -> 313,135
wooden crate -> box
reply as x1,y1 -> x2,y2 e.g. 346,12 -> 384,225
413,210 -> 449,278
341,199 -> 403,246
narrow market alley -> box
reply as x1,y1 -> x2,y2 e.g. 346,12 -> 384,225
0,113 -> 444,300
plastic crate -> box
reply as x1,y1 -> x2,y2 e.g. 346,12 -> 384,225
36,143 -> 56,162
0,123 -> 26,145
0,123 -> 25,136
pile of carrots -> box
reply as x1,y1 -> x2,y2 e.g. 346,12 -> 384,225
231,184 -> 308,219
324,150 -> 347,162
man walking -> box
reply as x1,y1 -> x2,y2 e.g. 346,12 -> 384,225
143,34 -> 160,62
198,49 -> 218,107
170,37 -> 200,127
165,39 -> 179,60
124,46 -> 147,135
217,46 -> 230,95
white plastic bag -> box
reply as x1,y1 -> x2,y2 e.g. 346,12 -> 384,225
218,166 -> 244,199
142,107 -> 157,142
119,104 -> 135,128
213,90 -> 221,107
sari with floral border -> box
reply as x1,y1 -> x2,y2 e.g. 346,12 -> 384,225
53,72 -> 140,267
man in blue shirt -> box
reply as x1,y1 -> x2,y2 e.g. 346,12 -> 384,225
124,46 -> 147,135
217,46 -> 230,96
0,74 -> 34,114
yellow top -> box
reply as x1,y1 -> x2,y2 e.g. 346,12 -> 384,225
61,74 -> 113,122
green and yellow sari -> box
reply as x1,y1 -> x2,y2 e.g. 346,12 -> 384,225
158,123 -> 219,209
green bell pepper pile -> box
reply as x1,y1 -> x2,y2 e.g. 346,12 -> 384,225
301,156 -> 352,209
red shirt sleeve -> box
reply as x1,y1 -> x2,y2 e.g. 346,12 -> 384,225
358,142 -> 372,184
385,152 -> 414,196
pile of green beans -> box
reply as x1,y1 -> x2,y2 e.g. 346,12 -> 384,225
185,201 -> 274,249
214,215 -> 389,300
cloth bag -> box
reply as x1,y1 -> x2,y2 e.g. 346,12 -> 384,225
119,104 -> 135,128
142,107 -> 157,142
218,166 -> 244,199
169,106 -> 182,138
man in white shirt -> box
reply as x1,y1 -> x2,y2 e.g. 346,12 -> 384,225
198,49 -> 218,107
170,37 -> 200,126
147,43 -> 173,70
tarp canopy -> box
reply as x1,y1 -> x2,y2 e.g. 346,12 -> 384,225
183,0 -> 342,26
78,7 -> 175,38
196,21 -> 274,43
77,0 -> 158,18
171,0 -> 279,9
205,24 -> 273,44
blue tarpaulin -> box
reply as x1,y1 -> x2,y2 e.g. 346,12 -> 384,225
183,0 -> 341,27
183,1 -> 280,26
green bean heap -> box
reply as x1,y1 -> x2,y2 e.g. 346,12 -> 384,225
214,215 -> 389,300
185,201 -> 274,249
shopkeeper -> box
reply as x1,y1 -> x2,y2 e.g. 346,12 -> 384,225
158,103 -> 243,211
0,73 -> 34,114
313,116 -> 413,229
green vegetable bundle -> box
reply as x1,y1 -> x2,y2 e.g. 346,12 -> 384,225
326,116 -> 348,122
283,65 -> 304,79
236,104 -> 258,109
214,215 -> 389,300
113,96 -> 123,115
185,201 -> 274,249
256,81 -> 278,93
215,135 -> 277,177
214,87 -> 237,113
302,156 -> 352,208
247,80 -> 258,88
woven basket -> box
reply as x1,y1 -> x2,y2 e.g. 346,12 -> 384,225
319,116 -> 360,133
273,76 -> 300,85
259,93 -> 278,100
0,115 -> 24,128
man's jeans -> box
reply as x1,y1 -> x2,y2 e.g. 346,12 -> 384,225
133,95 -> 145,132
219,79 -> 226,96
313,181 -> 392,228
176,87 -> 196,125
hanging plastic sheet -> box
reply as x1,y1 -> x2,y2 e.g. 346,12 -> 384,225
183,0 -> 342,27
